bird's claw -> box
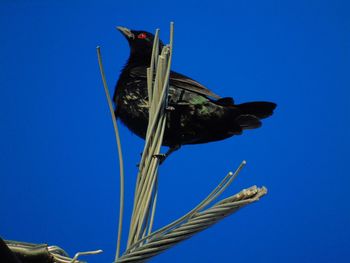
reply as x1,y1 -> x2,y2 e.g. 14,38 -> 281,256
166,106 -> 175,111
153,153 -> 166,164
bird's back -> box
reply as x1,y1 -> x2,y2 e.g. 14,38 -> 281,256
114,66 -> 276,147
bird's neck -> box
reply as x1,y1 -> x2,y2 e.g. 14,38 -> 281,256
125,51 -> 152,69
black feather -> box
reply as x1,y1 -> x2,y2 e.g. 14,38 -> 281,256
114,27 -> 277,147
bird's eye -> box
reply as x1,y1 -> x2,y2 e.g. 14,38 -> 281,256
137,33 -> 147,39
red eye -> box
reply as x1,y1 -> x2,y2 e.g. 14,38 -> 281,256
137,33 -> 147,39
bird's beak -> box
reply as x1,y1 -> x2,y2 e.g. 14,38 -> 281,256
116,26 -> 135,40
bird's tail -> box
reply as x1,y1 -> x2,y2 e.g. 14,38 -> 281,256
237,102 -> 277,119
234,101 -> 276,131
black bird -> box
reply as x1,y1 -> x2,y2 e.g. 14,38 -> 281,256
114,26 -> 276,157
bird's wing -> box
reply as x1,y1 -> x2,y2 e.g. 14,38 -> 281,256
169,71 -> 222,99
129,67 -> 222,99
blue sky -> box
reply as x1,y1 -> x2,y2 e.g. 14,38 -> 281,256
0,0 -> 349,262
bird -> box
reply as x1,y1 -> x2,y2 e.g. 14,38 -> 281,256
114,26 -> 276,159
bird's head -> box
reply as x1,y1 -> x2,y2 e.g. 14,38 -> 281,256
117,26 -> 164,66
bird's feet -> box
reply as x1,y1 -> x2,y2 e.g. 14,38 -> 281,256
154,145 -> 181,165
136,145 -> 181,167
166,106 -> 175,111
153,153 -> 167,164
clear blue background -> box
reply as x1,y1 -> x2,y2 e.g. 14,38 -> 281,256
1,0 -> 349,262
